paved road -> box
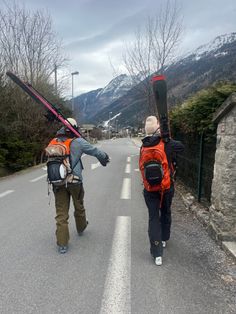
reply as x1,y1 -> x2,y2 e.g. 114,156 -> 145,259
0,138 -> 235,313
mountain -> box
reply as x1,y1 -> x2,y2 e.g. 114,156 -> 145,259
73,74 -> 134,123
166,32 -> 236,103
75,33 -> 236,127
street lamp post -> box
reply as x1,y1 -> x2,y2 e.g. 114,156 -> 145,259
71,71 -> 79,112
108,111 -> 112,139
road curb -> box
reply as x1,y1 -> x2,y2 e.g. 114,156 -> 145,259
176,182 -> 236,263
222,242 -> 236,262
0,163 -> 46,181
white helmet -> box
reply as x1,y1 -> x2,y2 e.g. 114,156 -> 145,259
66,118 -> 77,128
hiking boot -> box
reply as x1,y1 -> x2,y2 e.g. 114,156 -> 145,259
58,245 -> 68,254
78,221 -> 89,236
155,256 -> 162,266
162,241 -> 167,248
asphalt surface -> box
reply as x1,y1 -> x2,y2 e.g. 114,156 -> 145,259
0,138 -> 235,314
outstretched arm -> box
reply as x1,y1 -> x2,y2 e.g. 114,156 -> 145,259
78,138 -> 110,166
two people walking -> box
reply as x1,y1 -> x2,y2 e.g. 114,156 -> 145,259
46,116 -> 183,267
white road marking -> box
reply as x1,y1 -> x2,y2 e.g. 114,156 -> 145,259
91,162 -> 101,170
0,190 -> 14,198
126,156 -> 131,163
120,178 -> 131,199
100,216 -> 131,314
42,166 -> 47,171
125,164 -> 131,174
134,168 -> 139,172
30,174 -> 47,182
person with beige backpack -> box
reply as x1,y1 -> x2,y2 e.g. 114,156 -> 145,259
45,118 -> 110,254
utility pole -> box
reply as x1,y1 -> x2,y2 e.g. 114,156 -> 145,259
71,71 -> 79,112
54,64 -> 58,95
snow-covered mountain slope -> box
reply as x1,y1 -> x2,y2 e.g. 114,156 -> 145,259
189,33 -> 236,60
97,74 -> 134,100
75,32 -> 236,126
73,74 -> 134,123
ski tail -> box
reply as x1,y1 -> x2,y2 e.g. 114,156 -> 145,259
151,75 -> 170,141
6,71 -> 82,138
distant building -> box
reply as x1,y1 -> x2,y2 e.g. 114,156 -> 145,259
80,124 -> 96,131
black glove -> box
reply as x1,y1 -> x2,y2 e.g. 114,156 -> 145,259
100,153 -> 110,166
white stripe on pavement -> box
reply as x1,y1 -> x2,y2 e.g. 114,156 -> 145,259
91,162 -> 101,170
0,190 -> 14,198
126,156 -> 131,163
100,216 -> 131,314
30,174 -> 47,182
120,178 -> 131,199
125,164 -> 131,174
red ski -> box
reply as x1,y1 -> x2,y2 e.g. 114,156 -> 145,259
6,71 -> 81,138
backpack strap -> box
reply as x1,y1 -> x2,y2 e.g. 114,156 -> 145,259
69,138 -> 84,172
71,155 -> 82,171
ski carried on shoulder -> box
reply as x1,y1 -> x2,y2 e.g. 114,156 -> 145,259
6,71 -> 82,138
151,75 -> 170,141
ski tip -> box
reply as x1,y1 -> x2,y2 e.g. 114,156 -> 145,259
151,75 -> 166,82
6,71 -> 16,80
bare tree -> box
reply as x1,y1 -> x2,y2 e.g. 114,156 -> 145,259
123,0 -> 183,113
0,2 -> 70,170
0,1 -> 66,85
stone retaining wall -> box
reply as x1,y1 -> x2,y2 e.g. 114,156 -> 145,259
210,94 -> 236,241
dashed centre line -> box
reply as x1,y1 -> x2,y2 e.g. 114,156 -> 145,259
100,216 -> 131,314
126,156 -> 131,163
91,162 -> 101,170
120,178 -> 131,199
125,164 -> 131,174
0,190 -> 14,198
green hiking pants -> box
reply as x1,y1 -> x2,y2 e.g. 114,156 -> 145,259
53,183 -> 87,246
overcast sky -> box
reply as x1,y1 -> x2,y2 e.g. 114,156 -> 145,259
2,0 -> 236,96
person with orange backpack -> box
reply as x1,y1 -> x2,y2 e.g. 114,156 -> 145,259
45,118 -> 110,254
139,116 -> 184,266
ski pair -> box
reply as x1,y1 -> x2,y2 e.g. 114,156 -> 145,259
6,71 -> 81,138
7,71 -> 169,139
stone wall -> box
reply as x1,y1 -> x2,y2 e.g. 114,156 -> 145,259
210,94 -> 236,241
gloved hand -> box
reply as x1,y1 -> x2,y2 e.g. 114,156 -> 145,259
100,153 -> 110,166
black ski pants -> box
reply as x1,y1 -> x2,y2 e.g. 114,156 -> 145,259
143,185 -> 174,257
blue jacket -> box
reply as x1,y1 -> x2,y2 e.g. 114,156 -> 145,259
55,128 -> 108,182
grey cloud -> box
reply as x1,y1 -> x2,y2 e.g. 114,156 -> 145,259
2,0 -> 235,93
65,9 -> 145,53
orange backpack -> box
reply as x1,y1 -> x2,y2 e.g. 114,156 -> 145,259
139,140 -> 171,192
45,137 -> 74,185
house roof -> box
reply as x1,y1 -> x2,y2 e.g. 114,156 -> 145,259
213,92 -> 236,123
80,124 -> 95,130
